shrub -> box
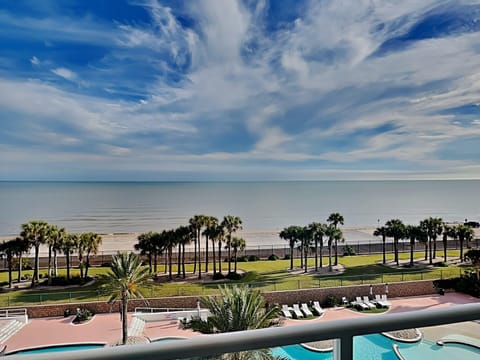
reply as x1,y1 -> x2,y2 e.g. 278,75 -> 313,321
226,272 -> 242,280
12,258 -> 32,271
101,262 -> 111,267
236,256 -> 249,262
268,254 -> 279,261
433,278 -> 458,290
434,261 -> 448,267
343,245 -> 356,256
212,272 -> 225,280
455,269 -> 480,297
324,295 -> 338,308
248,255 -> 260,262
283,254 -> 291,260
73,308 -> 94,323
50,275 -> 92,286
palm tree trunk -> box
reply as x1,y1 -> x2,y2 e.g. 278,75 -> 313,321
234,248 -> 238,273
154,253 -> 158,274
227,236 -> 232,273
314,238 -> 318,272
121,295 -> 128,345
198,237 -> 202,280
304,244 -> 308,273
177,244 -> 181,276
182,244 -> 186,278
66,252 -> 71,281
334,238 -> 338,266
47,245 -> 52,285
84,252 -> 91,279
410,238 -> 414,266
433,237 -> 437,259
218,241 -> 222,274
168,248 -> 173,280
394,238 -> 398,265
429,238 -> 433,265
319,242 -> 323,268
193,232 -> 197,274
443,234 -> 447,262
31,245 -> 40,288
328,242 -> 332,272
382,235 -> 386,264
290,245 -> 294,270
7,255 -> 12,288
424,243 -> 428,260
205,231 -> 209,273
212,239 -> 217,274
53,249 -> 58,277
17,253 -> 23,283
79,254 -> 84,279
460,238 -> 464,261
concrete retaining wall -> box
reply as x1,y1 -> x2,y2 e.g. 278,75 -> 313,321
11,280 -> 437,318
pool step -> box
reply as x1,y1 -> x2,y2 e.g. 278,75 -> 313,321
128,317 -> 145,337
0,320 -> 25,343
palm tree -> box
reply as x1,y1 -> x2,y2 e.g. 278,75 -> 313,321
0,239 -> 17,288
135,232 -> 157,273
299,226 -> 311,273
203,216 -> 218,274
373,226 -> 388,264
327,212 -> 344,266
189,215 -> 206,274
308,222 -> 326,271
230,237 -> 246,273
419,217 -> 443,265
175,225 -> 193,279
204,222 -> 223,275
46,225 -> 66,284
442,224 -> 456,263
456,224 -> 474,261
162,229 -> 177,280
279,226 -> 301,270
385,219 -> 406,266
21,220 -> 50,287
60,233 -> 78,282
325,224 -> 342,272
101,252 -> 150,345
222,216 -> 243,274
12,236 -> 30,283
80,232 -> 102,279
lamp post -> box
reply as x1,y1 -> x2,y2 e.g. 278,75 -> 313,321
385,283 -> 389,295
369,284 -> 373,299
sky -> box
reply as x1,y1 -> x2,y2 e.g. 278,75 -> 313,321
1,0 -> 480,181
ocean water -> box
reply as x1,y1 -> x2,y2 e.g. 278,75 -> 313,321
0,180 -> 478,237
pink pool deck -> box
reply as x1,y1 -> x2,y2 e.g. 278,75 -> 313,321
3,293 -> 479,352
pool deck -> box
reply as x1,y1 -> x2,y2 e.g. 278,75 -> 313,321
3,292 -> 479,352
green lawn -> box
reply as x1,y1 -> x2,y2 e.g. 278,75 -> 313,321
0,250 -> 467,307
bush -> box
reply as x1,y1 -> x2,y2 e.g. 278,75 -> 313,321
50,275 -> 92,286
343,245 -> 356,256
268,254 -> 279,261
73,308 -> 94,323
226,272 -> 242,280
212,272 -> 225,280
101,262 -> 111,267
455,269 -> 480,297
434,261 -> 448,267
433,278 -> 458,290
12,258 -> 32,271
236,256 -> 249,262
324,295 -> 338,308
283,254 -> 291,260
248,255 -> 260,262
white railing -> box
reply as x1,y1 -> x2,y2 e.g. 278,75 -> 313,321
7,303 -> 480,360
0,308 -> 28,324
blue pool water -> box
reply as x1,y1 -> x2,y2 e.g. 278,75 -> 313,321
9,344 -> 105,355
272,334 -> 480,360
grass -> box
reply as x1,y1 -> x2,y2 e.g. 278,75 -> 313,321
0,250 -> 467,307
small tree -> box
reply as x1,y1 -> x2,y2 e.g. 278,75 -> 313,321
101,252 -> 151,345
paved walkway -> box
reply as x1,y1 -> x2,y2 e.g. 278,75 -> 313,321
3,293 -> 479,352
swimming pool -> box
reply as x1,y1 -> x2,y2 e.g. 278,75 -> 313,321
7,343 -> 105,355
272,334 -> 480,360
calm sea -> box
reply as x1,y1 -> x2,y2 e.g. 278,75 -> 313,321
0,181 -> 478,237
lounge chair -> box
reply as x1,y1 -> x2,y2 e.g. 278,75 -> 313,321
281,305 -> 292,318
381,294 -> 392,306
292,304 -> 304,318
342,297 -> 349,306
301,303 -> 313,317
312,301 -> 324,315
352,297 -> 369,310
362,296 -> 376,309
374,294 -> 388,308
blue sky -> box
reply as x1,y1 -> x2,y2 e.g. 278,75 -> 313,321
1,0 -> 480,181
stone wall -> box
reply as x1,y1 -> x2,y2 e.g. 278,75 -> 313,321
13,280 -> 437,318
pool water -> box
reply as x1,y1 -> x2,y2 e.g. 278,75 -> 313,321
9,344 -> 105,355
272,334 -> 480,360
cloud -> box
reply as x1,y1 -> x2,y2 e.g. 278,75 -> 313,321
30,56 -> 40,65
51,67 -> 77,81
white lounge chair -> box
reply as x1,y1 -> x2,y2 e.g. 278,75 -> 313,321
292,304 -> 304,318
301,303 -> 313,317
362,296 -> 376,309
312,301 -> 324,315
374,294 -> 388,308
281,305 -> 292,318
353,297 -> 369,310
381,294 -> 392,306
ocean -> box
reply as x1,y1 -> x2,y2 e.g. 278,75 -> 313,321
0,181 -> 478,239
